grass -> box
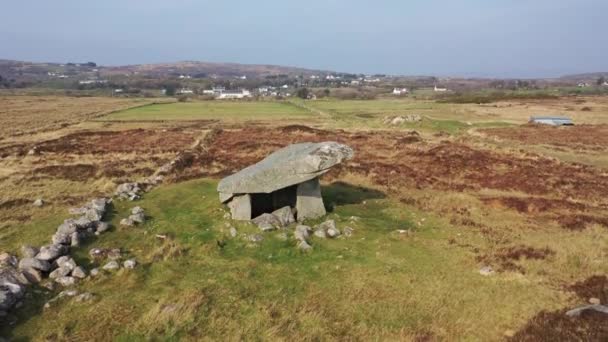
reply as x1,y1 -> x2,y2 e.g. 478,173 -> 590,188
2,179 -> 577,341
99,101 -> 313,122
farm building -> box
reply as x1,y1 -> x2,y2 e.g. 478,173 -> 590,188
529,116 -> 574,126
217,90 -> 252,99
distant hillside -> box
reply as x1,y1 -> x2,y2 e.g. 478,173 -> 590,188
559,72 -> 608,81
0,59 -> 334,80
103,61 -> 331,78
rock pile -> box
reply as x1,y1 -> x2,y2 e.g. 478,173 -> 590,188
251,206 -> 296,231
383,114 -> 422,125
120,206 -> 146,226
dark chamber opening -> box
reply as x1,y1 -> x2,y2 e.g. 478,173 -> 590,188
250,185 -> 297,218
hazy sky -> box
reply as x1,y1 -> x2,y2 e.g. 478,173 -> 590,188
1,0 -> 606,77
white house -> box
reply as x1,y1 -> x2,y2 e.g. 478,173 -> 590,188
393,88 -> 408,95
603,81 -> 608,86
434,85 -> 448,92
217,90 -> 252,99
177,88 -> 194,95
577,82 -> 589,88
202,90 -> 215,95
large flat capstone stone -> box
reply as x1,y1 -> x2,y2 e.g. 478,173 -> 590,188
218,142 -> 354,202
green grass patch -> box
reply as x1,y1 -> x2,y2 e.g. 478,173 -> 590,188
3,179 -> 567,341
99,101 -> 312,121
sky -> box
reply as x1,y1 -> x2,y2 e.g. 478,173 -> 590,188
1,0 -> 606,78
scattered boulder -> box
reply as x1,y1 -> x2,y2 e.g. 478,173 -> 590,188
115,182 -> 142,201
89,248 -> 107,260
130,212 -> 146,224
120,218 -> 135,227
55,256 -> 76,271
294,225 -> 311,242
107,249 -> 122,261
75,292 -> 95,302
95,221 -> 110,233
123,259 -> 137,269
314,229 -> 327,239
20,245 -> 39,259
49,267 -> 72,280
344,226 -> 354,237
72,267 -> 87,279
70,231 -> 81,247
18,258 -> 51,272
0,253 -> 18,268
479,266 -> 494,276
252,213 -> 283,232
316,220 -> 340,238
33,199 -> 44,208
272,206 -> 296,227
229,227 -> 238,238
21,268 -> 42,284
297,240 -> 313,251
35,244 -> 68,261
102,261 -> 120,271
90,268 -> 100,277
54,276 -> 77,287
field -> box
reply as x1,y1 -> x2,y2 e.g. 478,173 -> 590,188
101,101 -> 313,122
1,94 -> 608,340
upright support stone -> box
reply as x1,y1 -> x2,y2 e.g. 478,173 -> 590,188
228,194 -> 252,220
296,177 -> 326,221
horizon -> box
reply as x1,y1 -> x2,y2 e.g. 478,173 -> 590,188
1,0 -> 606,78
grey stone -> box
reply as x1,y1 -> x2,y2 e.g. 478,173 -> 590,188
75,292 -> 95,302
479,266 -> 494,276
95,221 -> 110,233
33,199 -> 44,207
35,244 -> 68,261
296,178 -> 326,221
19,258 -> 51,272
90,268 -> 100,277
56,220 -> 78,236
21,268 -> 42,284
90,198 -> 108,212
227,194 -> 251,221
131,206 -> 145,215
55,256 -> 76,270
252,213 -> 282,231
272,206 -> 296,227
49,266 -> 72,279
58,289 -> 79,298
20,245 -> 39,259
52,232 -> 71,245
344,226 -> 354,237
317,220 -> 340,238
229,227 -> 238,238
89,248 -> 107,260
566,304 -> 608,317
70,231 -> 81,247
130,212 -> 146,224
294,225 -> 311,242
123,259 -> 137,269
0,253 -> 18,268
72,267 -> 87,279
120,218 -> 135,226
55,276 -> 77,287
313,229 -> 327,239
84,208 -> 103,221
107,249 -> 122,261
102,261 -> 120,271
74,216 -> 95,230
297,240 -> 313,251
218,142 -> 353,195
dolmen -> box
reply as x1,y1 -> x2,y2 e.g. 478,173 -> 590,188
217,142 -> 354,222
